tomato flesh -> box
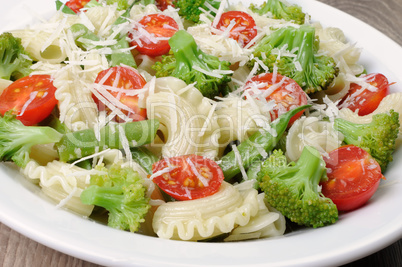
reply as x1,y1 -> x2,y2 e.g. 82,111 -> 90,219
151,155 -> 224,201
65,0 -> 92,13
339,73 -> 389,116
93,66 -> 147,121
244,73 -> 308,126
0,75 -> 58,126
215,11 -> 258,47
321,145 -> 384,211
129,14 -> 179,57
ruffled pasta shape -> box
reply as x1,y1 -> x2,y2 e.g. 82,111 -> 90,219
186,21 -> 251,65
315,24 -> 361,65
54,52 -> 102,131
83,6 -> 123,37
224,181 -> 286,241
215,93 -> 271,148
53,65 -> 99,131
152,181 -> 260,241
21,160 -> 94,216
224,194 -> 286,241
286,116 -> 344,161
146,77 -> 220,159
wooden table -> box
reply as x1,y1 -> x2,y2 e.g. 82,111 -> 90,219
1,0 -> 401,266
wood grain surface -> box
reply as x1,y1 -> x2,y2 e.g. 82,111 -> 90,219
1,0 -> 402,266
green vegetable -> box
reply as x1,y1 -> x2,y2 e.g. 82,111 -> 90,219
259,147 -> 338,228
219,104 -> 310,181
106,0 -> 133,11
70,23 -> 101,50
70,23 -> 137,68
0,112 -> 63,168
55,119 -> 160,162
249,25 -> 339,94
55,0 -> 76,15
334,110 -> 400,172
153,30 -> 232,99
250,0 -> 307,25
173,0 -> 221,23
81,163 -> 150,232
0,111 -> 159,167
130,146 -> 159,174
0,32 -> 33,81
109,36 -> 137,68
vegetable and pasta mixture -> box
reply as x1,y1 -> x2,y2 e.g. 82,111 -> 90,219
0,0 -> 400,242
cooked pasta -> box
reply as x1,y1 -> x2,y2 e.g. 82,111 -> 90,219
146,77 -> 221,158
286,116 -> 344,161
11,29 -> 67,64
224,181 -> 286,241
22,160 -> 94,216
152,181 -> 261,241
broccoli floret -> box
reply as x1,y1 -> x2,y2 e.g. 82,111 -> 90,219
152,30 -> 232,99
0,32 -> 33,81
334,110 -> 400,172
258,147 -> 338,228
81,164 -> 150,232
250,0 -> 307,25
173,0 -> 221,23
0,112 -> 63,168
106,0 -> 131,10
250,25 -> 339,94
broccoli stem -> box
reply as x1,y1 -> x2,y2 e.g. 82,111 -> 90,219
294,146 -> 327,196
169,30 -> 204,75
55,119 -> 160,162
219,104 -> 310,181
81,185 -> 124,209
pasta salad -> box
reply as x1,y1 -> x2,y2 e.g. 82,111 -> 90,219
0,0 -> 400,242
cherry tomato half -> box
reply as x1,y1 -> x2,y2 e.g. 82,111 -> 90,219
93,66 -> 147,121
0,75 -> 58,126
339,73 -> 390,116
215,11 -> 258,47
129,14 -> 179,57
65,0 -> 92,13
244,73 -> 308,126
151,154 -> 224,201
321,145 -> 384,211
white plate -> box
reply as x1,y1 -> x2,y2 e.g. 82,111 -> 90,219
1,0 -> 402,266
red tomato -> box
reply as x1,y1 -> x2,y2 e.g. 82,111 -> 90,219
244,73 -> 308,126
321,145 -> 384,211
156,0 -> 173,11
65,0 -> 92,13
93,66 -> 147,121
0,75 -> 58,126
339,73 -> 390,116
129,14 -> 179,57
151,154 -> 224,201
215,11 -> 258,47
